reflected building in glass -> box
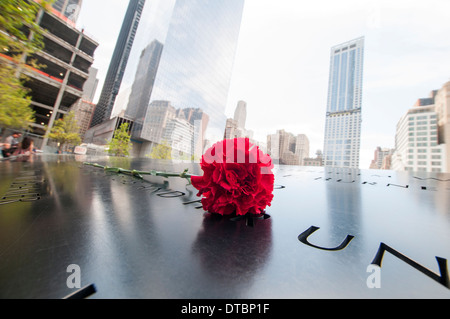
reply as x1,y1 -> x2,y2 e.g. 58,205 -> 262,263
116,0 -> 246,158
125,40 -> 163,124
323,37 -> 365,169
90,0 -> 146,128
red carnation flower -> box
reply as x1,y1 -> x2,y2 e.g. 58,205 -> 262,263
191,138 -> 275,216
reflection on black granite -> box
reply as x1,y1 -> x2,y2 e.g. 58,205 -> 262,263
298,226 -> 354,251
324,168 -> 362,238
1,156 -> 450,298
192,213 -> 272,296
80,168 -> 165,298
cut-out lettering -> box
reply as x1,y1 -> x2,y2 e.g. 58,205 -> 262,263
421,186 -> 437,191
298,226 -> 354,251
183,200 -> 202,205
371,243 -> 449,289
231,213 -> 271,228
336,179 -> 355,183
157,191 -> 186,198
387,184 -> 409,188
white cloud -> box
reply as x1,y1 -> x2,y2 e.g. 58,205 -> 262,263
226,0 -> 450,168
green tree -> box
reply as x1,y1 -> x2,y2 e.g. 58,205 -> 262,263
47,111 -> 81,153
147,140 -> 173,160
0,64 -> 34,130
0,0 -> 54,131
0,0 -> 54,57
107,123 -> 132,157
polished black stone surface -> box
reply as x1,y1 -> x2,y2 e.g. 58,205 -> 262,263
0,155 -> 449,299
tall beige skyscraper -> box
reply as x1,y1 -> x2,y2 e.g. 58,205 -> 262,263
224,101 -> 253,140
323,37 -> 365,168
234,100 -> 247,129
296,134 -> 310,166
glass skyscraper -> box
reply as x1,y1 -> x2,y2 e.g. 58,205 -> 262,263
125,40 -> 163,128
323,37 -> 365,168
90,0 -> 146,128
115,0 -> 245,157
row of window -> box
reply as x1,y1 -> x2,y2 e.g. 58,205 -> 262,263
326,139 -> 356,144
408,125 -> 437,130
409,120 -> 438,126
409,131 -> 437,136
325,161 -> 359,167
408,155 -> 442,159
408,149 -> 441,153
408,142 -> 439,147
405,167 -> 442,172
408,137 -> 438,141
407,161 -> 442,166
408,115 -> 437,121
326,156 -> 357,161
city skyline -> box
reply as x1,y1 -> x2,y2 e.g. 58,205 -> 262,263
77,0 -> 450,168
104,0 -> 245,158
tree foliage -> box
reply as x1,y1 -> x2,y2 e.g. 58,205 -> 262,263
0,0 -> 54,131
47,111 -> 81,152
0,0 -> 54,58
147,140 -> 173,160
0,64 -> 34,129
107,123 -> 132,157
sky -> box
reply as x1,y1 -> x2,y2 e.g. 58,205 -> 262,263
76,0 -> 450,168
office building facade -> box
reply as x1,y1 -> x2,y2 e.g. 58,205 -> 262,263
304,150 -> 324,167
369,147 -> 395,170
125,40 -> 163,138
392,90 -> 447,173
267,130 -> 310,166
89,0 -> 145,128
435,81 -> 450,172
323,37 -> 365,168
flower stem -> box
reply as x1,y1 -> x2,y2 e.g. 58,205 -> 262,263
83,162 -> 195,184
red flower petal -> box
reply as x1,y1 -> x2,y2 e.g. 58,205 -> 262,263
192,138 -> 275,216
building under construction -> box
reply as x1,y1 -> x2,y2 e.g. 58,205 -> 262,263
0,1 -> 98,149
